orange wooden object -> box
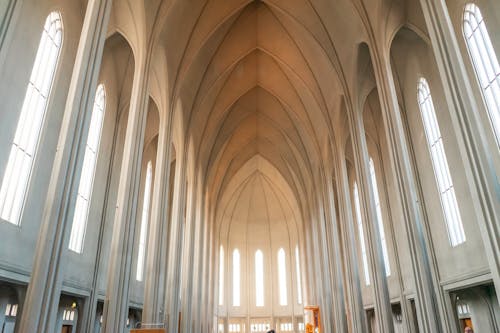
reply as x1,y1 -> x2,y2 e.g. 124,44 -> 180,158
304,305 -> 321,333
130,329 -> 166,333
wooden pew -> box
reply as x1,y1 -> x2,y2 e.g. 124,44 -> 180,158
130,329 -> 166,333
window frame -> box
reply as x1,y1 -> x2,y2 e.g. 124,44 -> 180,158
255,249 -> 264,307
68,84 -> 106,253
353,182 -> 371,285
462,3 -> 500,146
278,248 -> 287,306
368,157 -> 391,276
417,77 -> 466,247
232,248 -> 241,307
136,160 -> 153,281
0,11 -> 63,225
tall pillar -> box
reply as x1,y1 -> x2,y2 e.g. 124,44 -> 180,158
16,1 -> 113,332
312,199 -> 333,333
193,189 -> 210,332
101,53 -> 151,332
418,0 -> 500,302
367,39 -> 450,332
335,147 -> 367,333
0,0 -> 15,52
322,174 -> 348,332
143,108 -> 174,324
180,180 -> 202,333
165,157 -> 187,333
348,105 -> 394,333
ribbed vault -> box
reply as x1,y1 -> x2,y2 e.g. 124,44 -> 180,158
151,0 -> 370,217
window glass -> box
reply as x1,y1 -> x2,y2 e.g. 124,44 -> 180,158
295,245 -> 302,304
219,245 -> 224,305
255,250 -> 264,306
0,12 -> 63,225
417,78 -> 466,246
69,84 -> 106,253
278,248 -> 287,306
136,160 -> 153,281
463,3 -> 500,145
233,249 -> 240,306
369,158 -> 391,276
353,182 -> 370,285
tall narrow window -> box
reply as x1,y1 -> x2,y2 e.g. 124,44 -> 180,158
136,161 -> 153,281
369,158 -> 391,276
0,12 -> 63,225
69,84 -> 106,253
219,245 -> 224,305
278,248 -> 287,306
353,182 -> 370,285
255,250 -> 264,306
233,249 -> 240,306
417,78 -> 466,246
295,245 -> 302,304
463,4 -> 500,144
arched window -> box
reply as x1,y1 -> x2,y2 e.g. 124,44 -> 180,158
233,249 -> 240,306
353,182 -> 370,285
369,158 -> 391,276
417,78 -> 466,246
0,12 -> 63,225
219,245 -> 224,305
136,160 -> 153,281
69,84 -> 106,253
255,250 -> 264,306
463,3 -> 500,144
278,248 -> 287,306
295,245 -> 302,304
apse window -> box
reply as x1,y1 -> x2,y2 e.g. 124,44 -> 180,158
233,249 -> 241,306
463,3 -> 500,145
369,158 -> 391,276
417,78 -> 466,246
278,248 -> 287,306
219,245 -> 224,305
255,249 -> 264,306
0,11 -> 63,225
69,84 -> 106,253
353,182 -> 370,285
136,160 -> 153,281
295,245 -> 302,304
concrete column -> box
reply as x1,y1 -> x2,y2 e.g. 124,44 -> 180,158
197,197 -> 211,332
206,224 -> 216,333
323,172 -> 348,333
418,0 -> 500,300
313,200 -> 333,333
0,0 -> 15,52
165,156 -> 187,333
335,147 -> 367,333
143,108 -> 174,324
16,1 -> 113,332
102,53 -> 151,332
368,41 -> 450,332
180,179 -> 202,333
348,105 -> 394,333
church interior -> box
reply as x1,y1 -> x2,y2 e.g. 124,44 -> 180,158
0,0 -> 499,332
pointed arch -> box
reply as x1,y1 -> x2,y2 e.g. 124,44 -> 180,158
463,3 -> 500,145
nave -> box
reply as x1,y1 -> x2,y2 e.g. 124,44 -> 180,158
0,0 -> 499,332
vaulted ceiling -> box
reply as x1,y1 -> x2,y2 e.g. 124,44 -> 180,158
111,0 -> 417,222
